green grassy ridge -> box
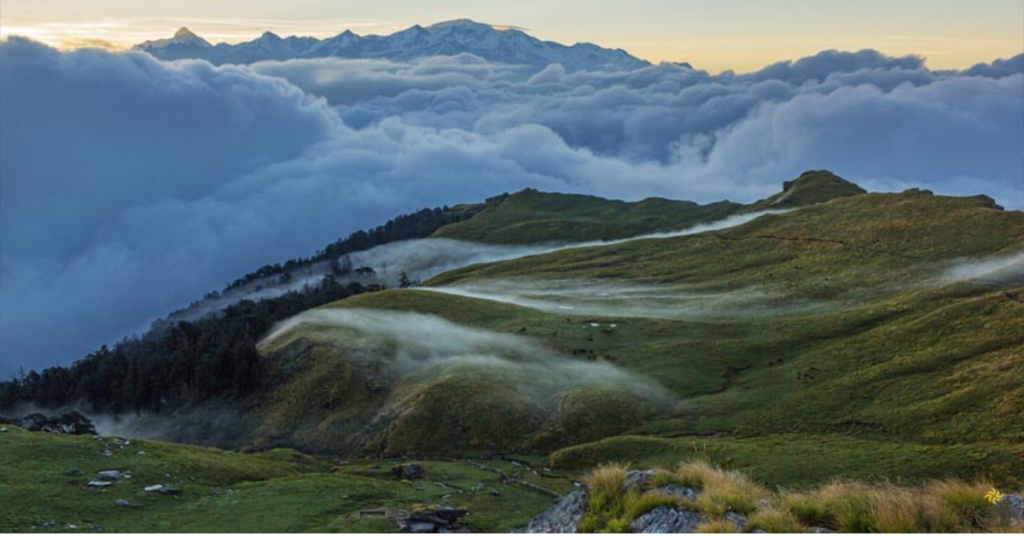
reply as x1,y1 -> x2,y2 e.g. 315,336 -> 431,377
429,171 -> 866,246
248,293 -> 667,456
427,191 -> 1022,294
430,187 -> 741,244
255,188 -> 1024,485
0,426 -> 575,532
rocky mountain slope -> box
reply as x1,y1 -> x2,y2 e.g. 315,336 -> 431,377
132,20 -> 653,72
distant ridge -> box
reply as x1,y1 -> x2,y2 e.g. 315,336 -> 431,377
131,19 -> 653,72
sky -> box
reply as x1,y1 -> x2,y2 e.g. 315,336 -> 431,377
1,0 -> 1022,72
0,2 -> 1022,376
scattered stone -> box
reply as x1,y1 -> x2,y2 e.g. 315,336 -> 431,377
474,482 -> 486,492
87,481 -> 113,488
398,505 -> 470,533
390,463 -> 424,480
144,484 -> 182,495
65,469 -> 82,477
114,499 -> 140,508
489,489 -> 502,497
97,470 -> 123,481
810,528 -> 836,533
629,506 -> 703,533
522,489 -> 587,533
0,427 -> 8,432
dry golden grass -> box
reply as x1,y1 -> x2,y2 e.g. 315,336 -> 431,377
672,460 -> 769,517
745,508 -> 809,533
580,464 -> 682,533
581,462 -> 1007,533
695,519 -> 739,533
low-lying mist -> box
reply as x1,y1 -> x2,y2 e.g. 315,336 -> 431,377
261,308 -> 673,405
424,279 -> 824,319
938,251 -> 1024,286
171,209 -> 793,322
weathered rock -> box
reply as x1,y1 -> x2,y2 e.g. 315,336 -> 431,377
87,481 -> 113,488
629,506 -> 703,533
652,484 -> 697,501
97,470 -> 124,481
995,494 -> 1023,525
522,489 -> 588,533
65,469 -> 82,477
114,499 -> 139,508
623,470 -> 657,492
725,512 -> 747,531
810,528 -> 835,533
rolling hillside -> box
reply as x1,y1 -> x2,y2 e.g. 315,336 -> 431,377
4,171 -> 1022,499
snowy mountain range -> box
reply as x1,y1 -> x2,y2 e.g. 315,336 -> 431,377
132,19 -> 654,71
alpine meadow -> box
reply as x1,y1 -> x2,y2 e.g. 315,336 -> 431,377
1,1 -> 1023,534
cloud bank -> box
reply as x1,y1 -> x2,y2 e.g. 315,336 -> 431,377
1,37 -> 1022,375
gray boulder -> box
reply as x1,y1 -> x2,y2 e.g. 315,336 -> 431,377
87,481 -> 113,488
629,506 -> 703,533
522,489 -> 588,533
995,494 -> 1023,526
114,499 -> 140,508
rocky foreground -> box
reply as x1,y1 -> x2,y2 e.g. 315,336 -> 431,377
519,468 -> 1024,533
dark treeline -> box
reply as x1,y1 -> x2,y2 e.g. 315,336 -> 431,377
224,205 -> 480,291
0,200 -> 492,417
0,277 -> 376,415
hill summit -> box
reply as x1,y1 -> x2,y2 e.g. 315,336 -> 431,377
744,169 -> 867,212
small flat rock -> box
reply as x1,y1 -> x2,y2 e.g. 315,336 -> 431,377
97,470 -> 123,481
87,481 -> 113,488
114,499 -> 139,508
0,427 -> 8,432
65,469 -> 83,477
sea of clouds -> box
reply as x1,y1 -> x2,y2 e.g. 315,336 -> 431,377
1,38 -> 1021,374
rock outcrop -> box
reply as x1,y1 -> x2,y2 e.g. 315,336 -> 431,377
522,489 -> 588,533
629,506 -> 703,533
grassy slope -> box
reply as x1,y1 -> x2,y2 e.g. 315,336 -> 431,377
318,190 -> 1024,487
0,426 -> 576,532
430,188 -> 741,244
741,170 -> 867,213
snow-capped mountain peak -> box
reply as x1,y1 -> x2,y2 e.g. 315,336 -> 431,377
135,27 -> 212,50
133,21 -> 654,72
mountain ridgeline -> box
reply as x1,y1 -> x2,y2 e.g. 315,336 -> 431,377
2,170 -> 1022,492
132,20 -> 654,72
